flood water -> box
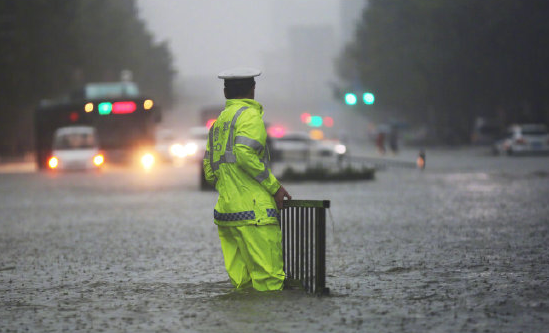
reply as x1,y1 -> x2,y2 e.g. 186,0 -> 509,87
1,147 -> 548,332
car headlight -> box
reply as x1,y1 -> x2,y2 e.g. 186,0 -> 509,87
48,156 -> 59,169
170,143 -> 186,158
141,153 -> 155,170
93,154 -> 104,167
185,142 -> 198,156
334,144 -> 347,155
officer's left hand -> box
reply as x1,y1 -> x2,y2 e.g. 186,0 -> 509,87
274,185 -> 292,210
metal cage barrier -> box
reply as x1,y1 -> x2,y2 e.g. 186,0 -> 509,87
281,199 -> 330,295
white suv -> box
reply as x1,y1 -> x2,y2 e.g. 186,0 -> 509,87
493,124 -> 549,155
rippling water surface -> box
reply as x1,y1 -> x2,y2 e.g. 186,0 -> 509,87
1,148 -> 548,332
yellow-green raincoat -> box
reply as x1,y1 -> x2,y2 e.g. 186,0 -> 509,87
203,98 -> 284,290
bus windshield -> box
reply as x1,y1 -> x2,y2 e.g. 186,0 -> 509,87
53,132 -> 97,150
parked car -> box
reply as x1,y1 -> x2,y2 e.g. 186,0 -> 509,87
492,124 -> 549,155
48,126 -> 104,171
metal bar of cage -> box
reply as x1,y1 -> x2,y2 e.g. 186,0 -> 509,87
281,199 -> 330,295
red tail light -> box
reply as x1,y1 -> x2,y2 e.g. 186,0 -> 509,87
112,101 -> 136,114
267,125 -> 286,138
206,119 -> 216,129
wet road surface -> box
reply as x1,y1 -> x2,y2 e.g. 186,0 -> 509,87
1,147 -> 548,332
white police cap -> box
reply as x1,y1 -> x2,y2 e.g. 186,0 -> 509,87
218,67 -> 261,80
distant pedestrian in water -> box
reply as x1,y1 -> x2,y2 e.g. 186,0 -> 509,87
389,125 -> 399,154
376,131 -> 386,155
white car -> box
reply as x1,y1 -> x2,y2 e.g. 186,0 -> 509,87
271,132 -> 347,162
271,132 -> 312,161
182,126 -> 211,190
493,124 -> 549,155
183,126 -> 209,162
48,126 -> 104,171
314,139 -> 348,157
155,128 -> 185,163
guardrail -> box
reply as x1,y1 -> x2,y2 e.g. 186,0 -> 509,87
281,199 -> 330,295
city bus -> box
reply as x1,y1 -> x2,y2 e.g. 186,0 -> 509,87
34,81 -> 161,170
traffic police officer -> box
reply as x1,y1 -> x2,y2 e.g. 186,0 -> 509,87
203,67 -> 292,291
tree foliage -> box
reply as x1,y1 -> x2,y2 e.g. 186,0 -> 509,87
338,0 -> 549,143
0,0 -> 175,154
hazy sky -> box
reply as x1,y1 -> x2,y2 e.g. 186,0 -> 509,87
136,0 -> 367,132
136,0 -> 345,77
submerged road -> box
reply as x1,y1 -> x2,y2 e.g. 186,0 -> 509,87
1,147 -> 548,332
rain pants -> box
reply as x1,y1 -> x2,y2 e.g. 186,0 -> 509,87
203,99 -> 284,291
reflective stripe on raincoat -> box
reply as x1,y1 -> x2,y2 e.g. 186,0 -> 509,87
203,99 -> 281,226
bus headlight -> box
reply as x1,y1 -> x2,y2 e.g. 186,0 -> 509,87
93,154 -> 104,167
143,99 -> 154,110
48,156 -> 59,169
141,153 -> 155,170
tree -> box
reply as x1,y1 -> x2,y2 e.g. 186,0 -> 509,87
0,0 -> 175,154
338,0 -> 549,144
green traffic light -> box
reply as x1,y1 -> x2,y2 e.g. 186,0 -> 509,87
345,93 -> 357,105
98,102 -> 112,115
363,92 -> 375,105
309,116 -> 323,127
